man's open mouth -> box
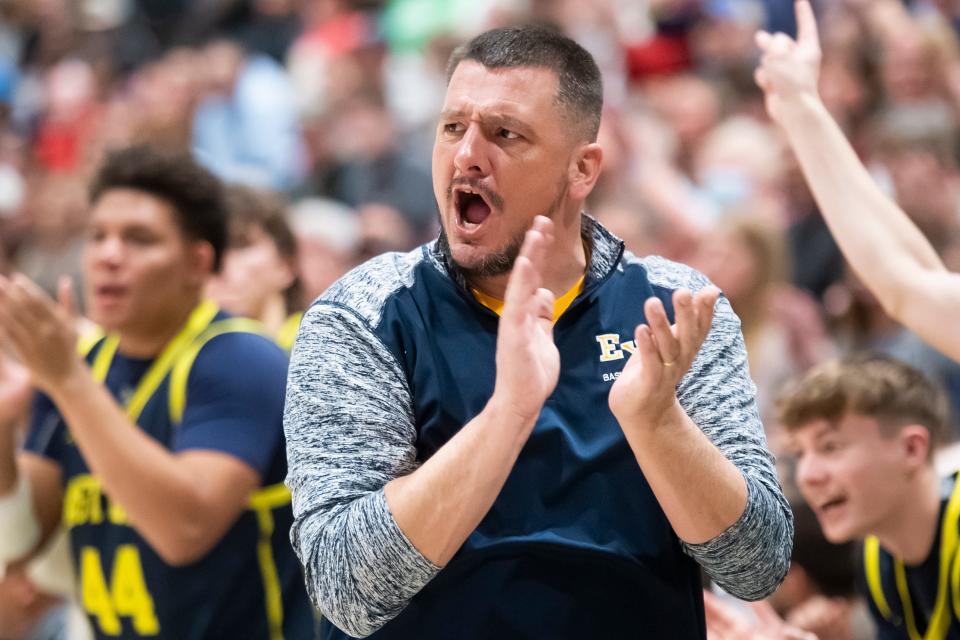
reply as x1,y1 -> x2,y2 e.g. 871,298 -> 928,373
454,187 -> 493,228
818,496 -> 847,514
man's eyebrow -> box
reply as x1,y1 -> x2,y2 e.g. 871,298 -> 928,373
812,422 -> 840,439
487,113 -> 532,133
438,110 -> 532,132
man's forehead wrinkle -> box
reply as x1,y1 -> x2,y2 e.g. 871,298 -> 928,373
445,63 -> 559,113
440,107 -> 533,129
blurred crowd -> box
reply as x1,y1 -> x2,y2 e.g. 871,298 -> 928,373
3,0 -> 960,638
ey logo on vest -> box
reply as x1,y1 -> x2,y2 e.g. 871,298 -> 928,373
595,333 -> 637,382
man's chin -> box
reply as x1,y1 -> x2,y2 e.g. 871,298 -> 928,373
819,519 -> 860,544
87,306 -> 129,334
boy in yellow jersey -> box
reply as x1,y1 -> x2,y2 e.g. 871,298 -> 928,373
778,354 -> 955,640
0,146 -> 313,639
206,185 -> 303,352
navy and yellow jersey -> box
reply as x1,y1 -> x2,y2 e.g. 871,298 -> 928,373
284,216 -> 793,639
277,312 -> 304,353
861,474 -> 960,640
24,302 -> 314,640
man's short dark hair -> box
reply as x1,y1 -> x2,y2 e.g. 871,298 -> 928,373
90,145 -> 228,271
446,25 -> 603,142
777,353 -> 950,455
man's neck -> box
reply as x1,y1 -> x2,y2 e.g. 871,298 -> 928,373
117,294 -> 203,359
470,216 -> 588,301
876,467 -> 943,565
257,294 -> 289,337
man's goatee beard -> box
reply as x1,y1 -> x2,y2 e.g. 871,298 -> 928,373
436,227 -> 525,279
436,179 -> 569,280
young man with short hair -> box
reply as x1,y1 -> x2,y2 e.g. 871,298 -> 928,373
285,24 -> 792,640
779,354 -> 955,639
0,146 -> 313,639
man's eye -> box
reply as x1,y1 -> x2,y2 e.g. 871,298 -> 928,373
498,128 -> 520,140
820,440 -> 842,454
443,123 -> 464,134
125,232 -> 156,245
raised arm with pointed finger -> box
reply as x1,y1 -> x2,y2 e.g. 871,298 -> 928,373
755,0 -> 960,361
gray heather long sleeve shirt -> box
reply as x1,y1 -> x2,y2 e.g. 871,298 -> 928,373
284,218 -> 793,639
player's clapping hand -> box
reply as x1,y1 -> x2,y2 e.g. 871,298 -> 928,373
0,349 -> 31,431
754,0 -> 822,124
608,287 -> 718,430
0,274 -> 83,395
492,216 -> 560,423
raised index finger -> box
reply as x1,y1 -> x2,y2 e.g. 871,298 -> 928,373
795,0 -> 820,53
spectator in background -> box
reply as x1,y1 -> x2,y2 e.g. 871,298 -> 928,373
32,58 -> 100,175
355,202 -> 420,260
694,215 -> 833,442
192,39 -> 305,191
287,196 -> 361,304
207,184 -> 304,351
779,354 -> 954,638
755,0 -> 960,364
14,173 -> 86,299
306,92 -> 437,240
692,115 -> 787,221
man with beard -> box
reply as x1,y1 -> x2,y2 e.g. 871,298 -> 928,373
284,25 -> 792,640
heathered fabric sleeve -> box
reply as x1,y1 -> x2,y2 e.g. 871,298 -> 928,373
283,302 -> 441,638
676,291 -> 794,600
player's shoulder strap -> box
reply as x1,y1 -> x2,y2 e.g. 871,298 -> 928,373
77,325 -> 106,358
167,317 -> 273,425
276,311 -> 303,353
866,473 -> 960,639
864,535 -> 895,622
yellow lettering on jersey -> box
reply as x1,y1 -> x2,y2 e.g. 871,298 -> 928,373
64,476 -> 104,527
596,334 -> 624,362
108,500 -> 129,525
81,547 -> 121,636
64,475 -> 129,528
621,340 -> 637,355
111,545 -> 160,635
80,545 -> 159,637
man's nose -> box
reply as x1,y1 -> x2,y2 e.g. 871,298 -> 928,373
453,125 -> 491,176
795,453 -> 827,490
92,236 -> 124,267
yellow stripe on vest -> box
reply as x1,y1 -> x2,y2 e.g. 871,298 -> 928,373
164,317 -> 287,640
90,306 -> 289,640
865,536 -> 893,621
77,328 -> 105,357
866,475 -> 960,640
90,301 -> 220,422
276,312 -> 303,353
166,317 -> 269,424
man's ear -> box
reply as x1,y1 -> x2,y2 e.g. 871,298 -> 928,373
568,142 -> 603,202
900,424 -> 932,471
186,240 -> 216,288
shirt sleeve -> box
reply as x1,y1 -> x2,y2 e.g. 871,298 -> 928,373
22,391 -> 66,464
172,331 -> 288,476
283,302 -> 440,638
677,293 -> 794,600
